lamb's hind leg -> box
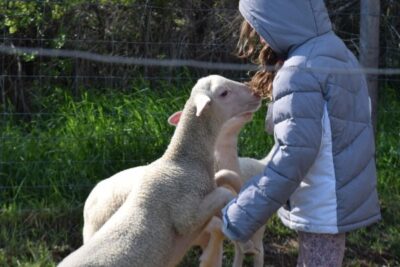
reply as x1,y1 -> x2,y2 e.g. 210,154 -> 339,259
253,249 -> 264,267
233,226 -> 265,267
232,242 -> 245,267
199,217 -> 224,267
194,187 -> 234,267
251,226 -> 265,267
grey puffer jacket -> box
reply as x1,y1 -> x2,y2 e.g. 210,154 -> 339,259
222,0 -> 381,242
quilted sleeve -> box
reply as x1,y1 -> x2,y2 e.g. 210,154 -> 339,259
222,68 -> 325,242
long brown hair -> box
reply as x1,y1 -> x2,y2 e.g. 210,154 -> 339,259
236,20 -> 281,99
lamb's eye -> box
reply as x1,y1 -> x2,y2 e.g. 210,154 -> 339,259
220,90 -> 229,97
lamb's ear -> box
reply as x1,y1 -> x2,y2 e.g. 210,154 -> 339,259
194,94 -> 211,117
168,111 -> 182,126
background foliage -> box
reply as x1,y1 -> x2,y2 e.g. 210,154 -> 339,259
1,0 -> 399,114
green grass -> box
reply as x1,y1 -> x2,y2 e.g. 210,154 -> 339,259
0,82 -> 399,266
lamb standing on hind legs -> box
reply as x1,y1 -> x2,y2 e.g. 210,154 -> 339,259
216,117 -> 271,267
59,75 -> 261,267
170,110 -> 268,267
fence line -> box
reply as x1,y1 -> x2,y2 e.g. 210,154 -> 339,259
0,37 -> 231,47
1,37 -> 399,53
1,74 -> 397,80
0,75 -> 395,83
1,45 -> 400,75
0,45 -> 256,71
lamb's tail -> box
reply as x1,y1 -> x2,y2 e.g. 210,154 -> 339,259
214,169 -> 242,194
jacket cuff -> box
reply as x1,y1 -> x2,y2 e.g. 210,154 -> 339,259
221,199 -> 250,242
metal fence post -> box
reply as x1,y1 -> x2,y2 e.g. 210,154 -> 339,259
359,0 -> 381,135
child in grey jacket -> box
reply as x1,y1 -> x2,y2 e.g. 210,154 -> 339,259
222,0 -> 381,265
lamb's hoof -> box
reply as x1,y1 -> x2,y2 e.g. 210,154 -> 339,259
215,169 -> 242,193
217,187 -> 235,205
205,217 -> 223,234
237,240 -> 260,255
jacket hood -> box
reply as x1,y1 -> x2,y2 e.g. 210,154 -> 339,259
239,0 -> 332,56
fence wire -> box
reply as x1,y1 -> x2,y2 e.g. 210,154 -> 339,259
1,44 -> 400,75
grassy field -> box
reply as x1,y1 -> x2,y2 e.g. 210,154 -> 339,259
0,79 -> 399,266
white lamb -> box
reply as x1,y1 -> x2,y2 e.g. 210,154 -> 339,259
170,110 -> 271,267
58,75 -> 261,267
216,116 -> 272,267
82,111 -> 269,267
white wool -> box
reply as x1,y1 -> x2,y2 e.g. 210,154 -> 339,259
82,166 -> 145,243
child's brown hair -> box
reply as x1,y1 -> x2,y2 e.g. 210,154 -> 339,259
236,20 -> 282,99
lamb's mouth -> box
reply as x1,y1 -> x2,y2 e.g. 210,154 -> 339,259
236,100 -> 261,118
246,101 -> 262,113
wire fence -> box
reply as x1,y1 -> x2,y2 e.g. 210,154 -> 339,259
1,1 -> 400,210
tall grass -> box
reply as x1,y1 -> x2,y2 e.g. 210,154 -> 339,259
0,82 -> 399,266
1,79 -> 194,265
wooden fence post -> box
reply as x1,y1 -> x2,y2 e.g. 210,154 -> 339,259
359,0 -> 381,135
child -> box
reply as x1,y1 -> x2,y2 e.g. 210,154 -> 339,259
222,0 -> 381,266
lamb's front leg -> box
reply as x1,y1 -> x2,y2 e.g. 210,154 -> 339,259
232,230 -> 263,267
196,187 -> 235,226
173,187 -> 234,236
232,240 -> 256,267
168,187 -> 234,267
